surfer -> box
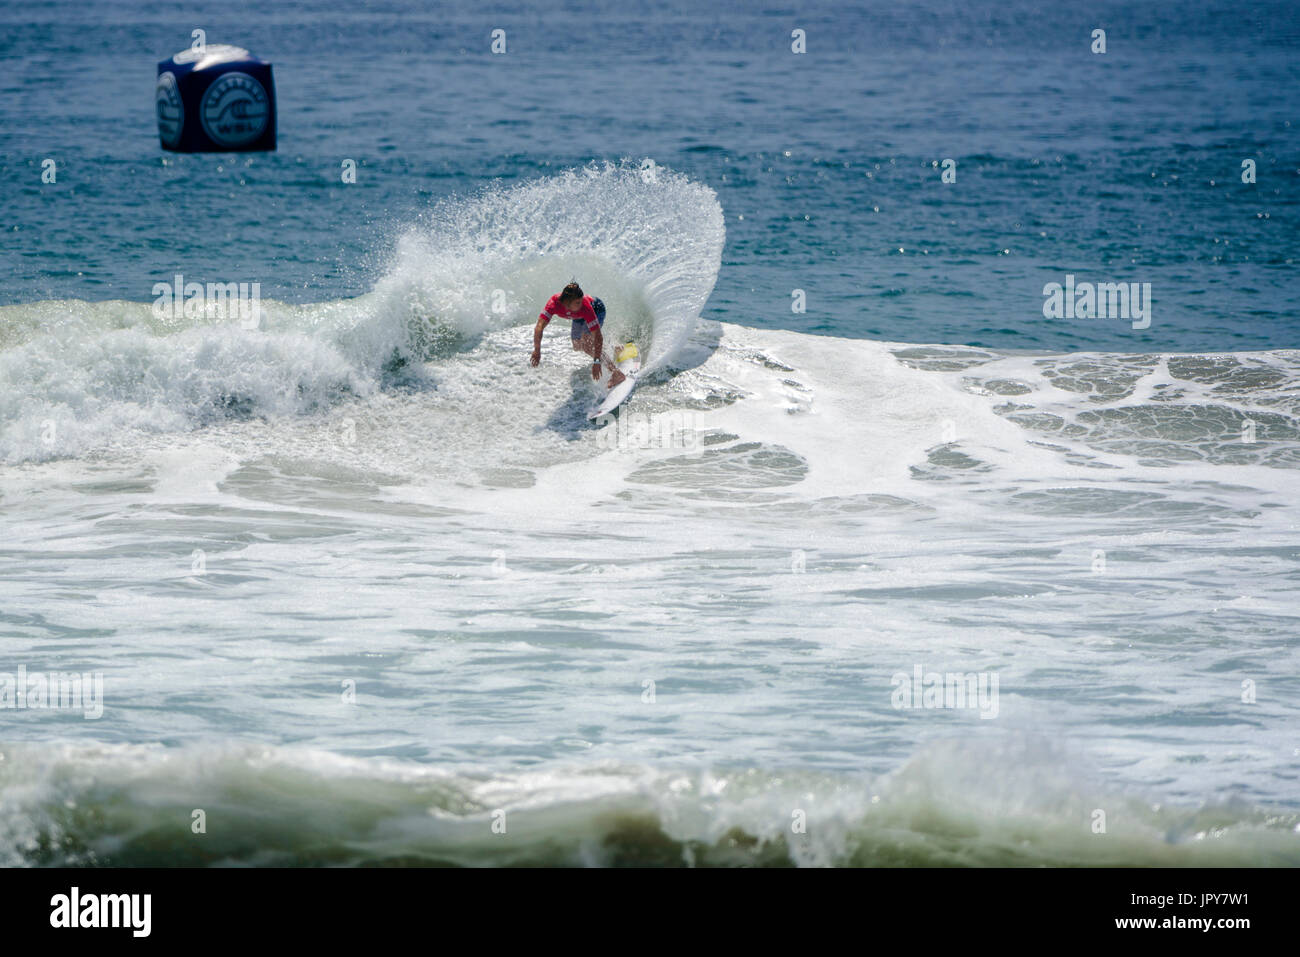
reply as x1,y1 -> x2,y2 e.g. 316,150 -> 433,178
530,282 -> 626,388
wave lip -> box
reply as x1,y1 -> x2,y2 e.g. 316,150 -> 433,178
3,740 -> 1296,867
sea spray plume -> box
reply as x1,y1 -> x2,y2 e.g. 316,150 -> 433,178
0,164 -> 725,464
365,161 -> 726,373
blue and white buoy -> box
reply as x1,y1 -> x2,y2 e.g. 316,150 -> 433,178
156,44 -> 276,152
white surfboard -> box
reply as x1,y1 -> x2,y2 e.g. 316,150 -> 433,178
589,343 -> 642,419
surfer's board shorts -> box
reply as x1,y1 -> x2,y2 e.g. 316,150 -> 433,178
571,297 -> 605,340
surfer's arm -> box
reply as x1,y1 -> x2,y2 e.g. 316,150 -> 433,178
532,294 -> 565,366
589,324 -> 605,377
530,315 -> 548,366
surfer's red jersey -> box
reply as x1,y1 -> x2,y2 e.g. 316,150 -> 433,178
538,293 -> 600,331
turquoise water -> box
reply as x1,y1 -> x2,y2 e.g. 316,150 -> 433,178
0,1 -> 1299,866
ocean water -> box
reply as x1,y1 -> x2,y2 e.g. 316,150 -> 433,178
1,0 -> 1299,866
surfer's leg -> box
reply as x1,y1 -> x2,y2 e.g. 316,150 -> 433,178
573,324 -> 595,357
573,315 -> 623,387
604,335 -> 626,387
586,300 -> 624,386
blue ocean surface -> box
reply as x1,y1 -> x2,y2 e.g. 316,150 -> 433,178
0,0 -> 1298,866
3,0 -> 1298,350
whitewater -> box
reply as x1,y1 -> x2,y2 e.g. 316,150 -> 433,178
2,165 -> 1299,866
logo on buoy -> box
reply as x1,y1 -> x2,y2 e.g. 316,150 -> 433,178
155,71 -> 183,147
200,71 -> 269,148
174,44 -> 250,66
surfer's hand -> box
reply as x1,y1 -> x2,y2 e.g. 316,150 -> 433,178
530,349 -> 541,367
591,361 -> 602,380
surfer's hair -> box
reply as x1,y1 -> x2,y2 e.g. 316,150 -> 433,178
560,282 -> 584,303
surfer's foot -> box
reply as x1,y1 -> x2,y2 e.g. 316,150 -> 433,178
608,369 -> 626,388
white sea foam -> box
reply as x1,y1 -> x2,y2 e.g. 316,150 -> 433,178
2,169 -> 1298,866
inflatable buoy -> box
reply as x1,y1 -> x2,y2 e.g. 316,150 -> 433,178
156,44 -> 276,152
